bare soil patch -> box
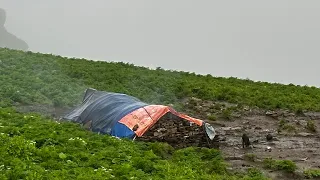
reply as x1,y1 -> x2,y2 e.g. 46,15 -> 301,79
181,98 -> 320,179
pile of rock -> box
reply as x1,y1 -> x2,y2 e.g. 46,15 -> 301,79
136,114 -> 219,149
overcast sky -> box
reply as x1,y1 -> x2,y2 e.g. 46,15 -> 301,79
2,0 -> 320,87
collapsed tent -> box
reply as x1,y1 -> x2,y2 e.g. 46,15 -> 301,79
62,88 -> 216,141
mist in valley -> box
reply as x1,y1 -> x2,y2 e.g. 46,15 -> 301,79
1,0 -> 320,87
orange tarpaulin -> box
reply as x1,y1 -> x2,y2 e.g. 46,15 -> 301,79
118,105 -> 203,137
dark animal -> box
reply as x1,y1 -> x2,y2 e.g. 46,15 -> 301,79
242,133 -> 251,148
266,134 -> 273,141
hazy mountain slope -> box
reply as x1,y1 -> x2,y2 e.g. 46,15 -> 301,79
1,48 -> 320,112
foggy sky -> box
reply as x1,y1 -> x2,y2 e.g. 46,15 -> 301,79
2,0 -> 320,87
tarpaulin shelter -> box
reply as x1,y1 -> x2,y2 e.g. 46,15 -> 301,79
62,88 -> 216,140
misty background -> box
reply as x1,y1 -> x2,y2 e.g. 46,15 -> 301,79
1,0 -> 320,87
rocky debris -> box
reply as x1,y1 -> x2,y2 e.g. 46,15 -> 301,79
296,132 -> 315,137
221,127 -> 243,131
296,120 -> 308,126
243,107 -> 264,116
136,115 -> 219,149
266,110 -> 276,116
232,112 -> 242,118
242,121 -> 250,125
219,127 -> 243,135
265,110 -> 281,119
265,110 -> 299,119
207,121 -> 227,127
284,112 -> 296,117
252,139 -> 259,143
190,97 -> 202,102
225,156 -> 244,160
300,157 -> 308,162
265,146 -> 272,152
304,112 -> 320,119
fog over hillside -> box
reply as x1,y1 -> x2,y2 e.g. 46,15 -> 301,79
1,0 -> 320,87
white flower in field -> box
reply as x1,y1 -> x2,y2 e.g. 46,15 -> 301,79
69,137 -> 86,145
110,175 -> 115,178
82,140 -> 87,145
94,169 -> 98,171
29,141 -> 36,145
0,133 -> 4,135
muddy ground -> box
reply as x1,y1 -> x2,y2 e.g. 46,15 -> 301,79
14,99 -> 320,179
211,113 -> 320,179
181,97 -> 320,179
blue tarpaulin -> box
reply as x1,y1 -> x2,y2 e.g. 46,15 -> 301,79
62,88 -> 148,138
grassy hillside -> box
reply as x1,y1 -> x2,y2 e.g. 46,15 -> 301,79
1,48 -> 320,112
1,48 -> 320,179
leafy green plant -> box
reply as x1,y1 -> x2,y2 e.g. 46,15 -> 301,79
278,119 -> 297,133
283,124 -> 297,133
304,168 -> 320,179
242,168 -> 271,180
244,153 -> 257,162
279,119 -> 286,127
295,108 -> 304,116
221,108 -> 233,120
306,120 -> 317,133
149,142 -> 174,159
263,158 -> 297,173
207,114 -> 217,121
